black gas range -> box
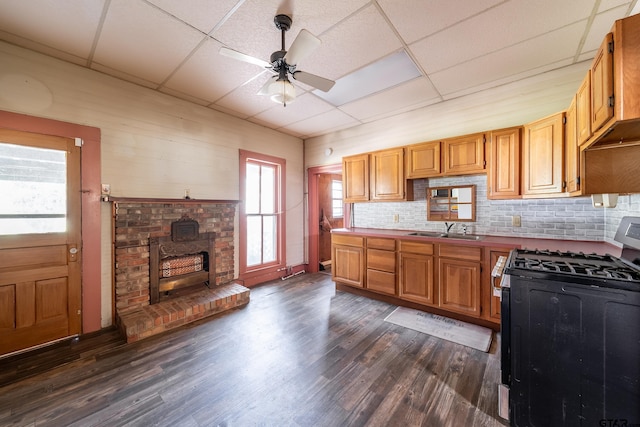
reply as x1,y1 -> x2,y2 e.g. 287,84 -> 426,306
499,217 -> 640,426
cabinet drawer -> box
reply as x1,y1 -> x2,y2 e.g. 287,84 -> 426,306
366,269 -> 396,295
439,244 -> 482,261
398,240 -> 434,255
367,237 -> 396,251
367,249 -> 396,272
332,234 -> 364,247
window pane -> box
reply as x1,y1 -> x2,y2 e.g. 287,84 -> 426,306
245,163 -> 260,214
0,143 -> 66,235
332,180 -> 342,199
246,215 -> 262,266
261,165 -> 275,214
332,200 -> 343,218
262,215 -> 276,263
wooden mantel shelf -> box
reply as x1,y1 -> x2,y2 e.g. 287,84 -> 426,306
107,196 -> 240,204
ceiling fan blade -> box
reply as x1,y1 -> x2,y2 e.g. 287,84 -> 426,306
284,29 -> 321,65
292,71 -> 335,92
219,46 -> 271,68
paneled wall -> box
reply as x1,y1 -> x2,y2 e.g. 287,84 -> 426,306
0,42 -> 304,328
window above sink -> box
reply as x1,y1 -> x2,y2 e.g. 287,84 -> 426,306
427,185 -> 476,222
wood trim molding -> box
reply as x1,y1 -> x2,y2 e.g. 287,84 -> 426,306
109,197 -> 240,204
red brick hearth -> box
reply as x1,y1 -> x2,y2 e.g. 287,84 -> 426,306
111,198 -> 249,342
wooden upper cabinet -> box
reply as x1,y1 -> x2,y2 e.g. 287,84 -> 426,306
370,148 -> 406,201
487,127 -> 521,199
406,141 -> 441,178
591,32 -> 614,134
522,112 -> 566,198
565,98 -> 581,195
576,71 -> 592,146
342,153 -> 369,203
443,133 -> 486,175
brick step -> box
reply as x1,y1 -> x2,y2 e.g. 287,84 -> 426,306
117,282 -> 250,342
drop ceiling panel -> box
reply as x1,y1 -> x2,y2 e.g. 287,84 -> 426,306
411,0 -> 596,75
340,78 -> 440,121
284,109 -> 360,138
299,4 -> 404,80
251,93 -> 334,128
377,0 -> 504,43
163,38 -> 265,103
93,0 -> 205,84
147,0 -> 238,33
213,73 -> 277,117
430,21 -> 586,96
0,0 -> 105,59
581,5 -> 631,53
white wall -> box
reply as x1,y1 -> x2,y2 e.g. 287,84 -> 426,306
0,42 -> 305,328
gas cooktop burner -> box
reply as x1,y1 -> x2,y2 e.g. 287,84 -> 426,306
508,248 -> 640,283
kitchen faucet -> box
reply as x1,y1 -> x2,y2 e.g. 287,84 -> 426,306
444,222 -> 455,235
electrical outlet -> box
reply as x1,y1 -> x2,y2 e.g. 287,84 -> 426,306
101,184 -> 110,195
512,215 -> 521,227
393,214 -> 399,223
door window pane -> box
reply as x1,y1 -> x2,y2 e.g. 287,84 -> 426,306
0,143 -> 66,235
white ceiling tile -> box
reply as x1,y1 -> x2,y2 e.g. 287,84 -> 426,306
93,0 -> 205,84
163,38 -> 267,102
147,0 -> 239,33
252,93 -> 334,127
377,0 -> 504,43
299,4 -> 404,80
582,5 -> 631,53
213,73 -> 277,117
430,22 -> 586,96
283,109 -> 360,138
598,0 -> 632,12
0,0 -> 105,59
339,78 -> 440,121
410,0 -> 595,74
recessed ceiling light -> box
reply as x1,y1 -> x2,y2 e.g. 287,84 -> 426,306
313,50 -> 422,106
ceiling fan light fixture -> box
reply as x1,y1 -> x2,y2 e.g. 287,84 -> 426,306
268,78 -> 296,106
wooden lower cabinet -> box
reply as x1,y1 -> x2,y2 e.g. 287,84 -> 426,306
398,240 -> 435,305
438,244 -> 482,317
332,233 -> 503,327
366,237 -> 396,295
332,235 -> 365,288
484,249 -> 511,322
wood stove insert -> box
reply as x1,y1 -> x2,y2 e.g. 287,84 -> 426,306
149,215 -> 215,304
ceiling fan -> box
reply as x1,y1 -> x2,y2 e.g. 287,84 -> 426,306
219,14 -> 335,106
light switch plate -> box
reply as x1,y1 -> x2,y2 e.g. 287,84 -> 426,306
101,184 -> 110,195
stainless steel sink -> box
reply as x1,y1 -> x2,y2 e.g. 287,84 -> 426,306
443,233 -> 483,241
407,231 -> 483,241
407,231 -> 447,237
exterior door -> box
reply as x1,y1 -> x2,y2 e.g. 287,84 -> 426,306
0,128 -> 82,356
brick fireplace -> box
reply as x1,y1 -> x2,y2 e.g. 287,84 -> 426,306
111,198 -> 249,342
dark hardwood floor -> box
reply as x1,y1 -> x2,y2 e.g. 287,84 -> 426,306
0,272 -> 508,427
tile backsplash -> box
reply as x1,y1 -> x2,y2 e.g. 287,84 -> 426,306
352,175 -> 639,243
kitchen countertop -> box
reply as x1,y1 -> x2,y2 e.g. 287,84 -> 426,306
331,227 -> 622,257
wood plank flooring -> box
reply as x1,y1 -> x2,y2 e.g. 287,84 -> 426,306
0,272 -> 508,426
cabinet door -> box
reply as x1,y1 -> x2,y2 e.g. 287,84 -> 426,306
406,141 -> 441,178
591,32 -> 614,134
439,258 -> 481,317
565,97 -> 581,195
370,148 -> 405,201
343,153 -> 369,202
487,127 -> 521,199
576,71 -> 592,146
399,252 -> 435,305
443,133 -> 485,175
522,113 -> 565,197
486,250 -> 509,322
332,244 -> 364,288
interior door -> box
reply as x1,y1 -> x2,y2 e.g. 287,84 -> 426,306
0,128 -> 82,356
